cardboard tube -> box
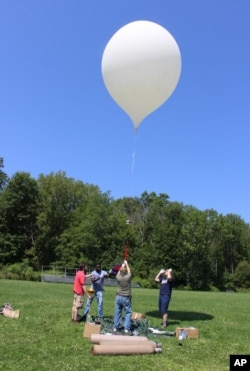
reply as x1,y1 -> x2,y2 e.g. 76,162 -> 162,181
92,343 -> 156,355
99,340 -> 157,348
90,334 -> 148,343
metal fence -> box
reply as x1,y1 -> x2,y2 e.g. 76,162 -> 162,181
41,266 -> 140,287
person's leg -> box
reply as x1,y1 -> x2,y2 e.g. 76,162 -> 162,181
84,296 -> 93,315
158,294 -> 163,324
160,295 -> 171,327
162,312 -> 168,326
158,295 -> 166,326
79,295 -> 94,320
158,295 -> 161,313
113,295 -> 122,330
123,297 -> 132,331
72,295 -> 77,321
96,291 -> 103,318
72,294 -> 83,321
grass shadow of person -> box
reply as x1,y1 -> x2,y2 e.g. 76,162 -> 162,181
145,310 -> 214,326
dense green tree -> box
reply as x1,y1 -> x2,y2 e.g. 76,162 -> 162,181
55,189 -> 111,266
220,214 -> 249,275
204,211 -> 225,288
143,199 -> 184,274
233,260 -> 250,289
56,191 -> 136,270
1,167 -> 250,290
0,157 -> 9,191
35,172 -> 99,266
181,207 -> 212,289
0,172 -> 39,265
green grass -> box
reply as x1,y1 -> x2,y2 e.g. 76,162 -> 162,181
0,280 -> 249,370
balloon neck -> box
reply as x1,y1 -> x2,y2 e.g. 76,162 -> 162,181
132,118 -> 141,133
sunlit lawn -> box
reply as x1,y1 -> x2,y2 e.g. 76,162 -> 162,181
0,280 -> 249,370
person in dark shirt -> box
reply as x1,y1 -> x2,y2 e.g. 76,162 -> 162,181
155,268 -> 173,328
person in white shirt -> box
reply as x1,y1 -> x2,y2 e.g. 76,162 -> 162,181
79,263 -> 109,321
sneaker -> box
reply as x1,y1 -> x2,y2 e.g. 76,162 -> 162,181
112,328 -> 117,332
160,322 -> 168,328
124,329 -> 129,333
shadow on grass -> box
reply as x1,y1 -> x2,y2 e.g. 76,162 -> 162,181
145,310 -> 214,325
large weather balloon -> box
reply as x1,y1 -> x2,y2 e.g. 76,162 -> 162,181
101,20 -> 181,130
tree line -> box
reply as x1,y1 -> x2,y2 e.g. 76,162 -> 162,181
0,158 -> 250,290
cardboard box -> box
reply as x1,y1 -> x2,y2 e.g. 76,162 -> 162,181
83,323 -> 101,338
176,327 -> 199,338
131,312 -> 146,320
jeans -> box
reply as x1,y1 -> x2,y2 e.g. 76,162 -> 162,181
82,290 -> 104,318
113,295 -> 132,331
158,294 -> 171,314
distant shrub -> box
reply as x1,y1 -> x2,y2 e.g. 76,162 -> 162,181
132,276 -> 154,289
223,271 -> 235,291
234,260 -> 250,289
209,285 -> 220,292
0,262 -> 41,282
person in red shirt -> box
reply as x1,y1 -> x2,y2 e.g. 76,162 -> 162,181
72,263 -> 91,322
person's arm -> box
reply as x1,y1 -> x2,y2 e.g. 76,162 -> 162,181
155,269 -> 165,282
165,268 -> 173,281
99,270 -> 109,278
91,270 -> 107,283
81,273 -> 92,298
117,264 -> 124,277
116,269 -> 121,277
123,260 -> 131,274
91,275 -> 99,283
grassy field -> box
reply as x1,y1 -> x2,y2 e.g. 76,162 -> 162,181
0,280 -> 249,370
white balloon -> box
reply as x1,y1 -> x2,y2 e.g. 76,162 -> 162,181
101,20 -> 181,130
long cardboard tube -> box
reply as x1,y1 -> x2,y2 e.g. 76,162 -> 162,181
92,343 -> 156,355
98,340 -> 163,352
99,340 -> 157,347
90,334 -> 148,343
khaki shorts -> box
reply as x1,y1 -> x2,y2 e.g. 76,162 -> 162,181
73,293 -> 84,309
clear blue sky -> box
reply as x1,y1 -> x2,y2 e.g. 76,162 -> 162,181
1,1 -> 250,223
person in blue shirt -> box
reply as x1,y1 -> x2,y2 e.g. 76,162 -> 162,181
155,268 -> 174,328
79,263 -> 109,321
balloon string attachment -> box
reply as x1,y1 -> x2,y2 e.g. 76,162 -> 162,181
130,131 -> 137,198
131,150 -> 135,174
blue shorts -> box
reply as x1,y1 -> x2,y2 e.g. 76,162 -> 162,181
158,294 -> 171,314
